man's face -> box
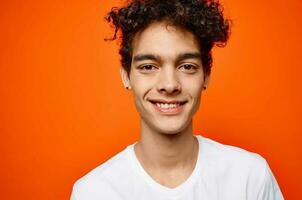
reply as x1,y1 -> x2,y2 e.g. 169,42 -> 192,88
121,21 -> 209,134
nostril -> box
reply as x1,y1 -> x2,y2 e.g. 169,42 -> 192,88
159,88 -> 180,94
158,83 -> 181,94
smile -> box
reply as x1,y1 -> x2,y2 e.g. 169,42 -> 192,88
156,103 -> 180,108
148,100 -> 187,115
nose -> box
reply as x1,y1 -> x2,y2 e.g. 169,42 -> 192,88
156,66 -> 181,95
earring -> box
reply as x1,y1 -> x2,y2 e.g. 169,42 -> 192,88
203,85 -> 207,90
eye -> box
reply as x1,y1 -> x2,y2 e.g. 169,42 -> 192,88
179,64 -> 198,73
137,64 -> 158,73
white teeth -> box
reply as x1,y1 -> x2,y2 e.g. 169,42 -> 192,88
156,103 -> 179,109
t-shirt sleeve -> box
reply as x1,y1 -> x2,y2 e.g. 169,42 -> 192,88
256,160 -> 284,200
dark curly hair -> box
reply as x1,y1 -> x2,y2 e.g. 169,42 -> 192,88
105,0 -> 230,76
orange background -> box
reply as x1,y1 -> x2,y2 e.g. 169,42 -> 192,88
1,0 -> 301,199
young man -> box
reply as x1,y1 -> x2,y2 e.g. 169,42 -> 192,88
71,0 -> 283,199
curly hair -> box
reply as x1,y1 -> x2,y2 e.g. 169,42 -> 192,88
105,0 -> 230,76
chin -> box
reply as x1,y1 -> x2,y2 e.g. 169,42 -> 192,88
157,128 -> 181,135
152,120 -> 190,135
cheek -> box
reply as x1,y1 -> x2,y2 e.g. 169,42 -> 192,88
130,75 -> 156,94
185,80 -> 204,113
182,77 -> 204,97
130,79 -> 154,106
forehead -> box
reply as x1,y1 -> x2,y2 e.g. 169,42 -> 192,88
132,21 -> 200,58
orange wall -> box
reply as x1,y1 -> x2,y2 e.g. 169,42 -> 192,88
1,0 -> 301,199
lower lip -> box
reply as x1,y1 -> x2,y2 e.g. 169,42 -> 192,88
151,102 -> 185,115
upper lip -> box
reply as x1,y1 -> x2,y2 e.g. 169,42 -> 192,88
148,99 -> 188,104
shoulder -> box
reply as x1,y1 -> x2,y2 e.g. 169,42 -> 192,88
199,135 -> 267,169
198,135 -> 271,181
71,145 -> 134,199
198,135 -> 283,199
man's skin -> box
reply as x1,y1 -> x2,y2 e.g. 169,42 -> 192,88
120,21 -> 210,188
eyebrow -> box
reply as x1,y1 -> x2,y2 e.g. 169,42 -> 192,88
133,52 -> 201,63
176,52 -> 201,62
133,54 -> 159,62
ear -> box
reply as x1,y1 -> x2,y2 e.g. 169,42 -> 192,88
120,67 -> 131,90
202,74 -> 210,90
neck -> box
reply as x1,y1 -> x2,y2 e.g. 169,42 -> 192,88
134,120 -> 198,171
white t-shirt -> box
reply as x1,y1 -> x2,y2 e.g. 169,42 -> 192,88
71,135 -> 284,200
